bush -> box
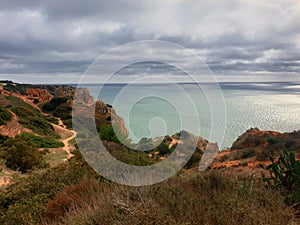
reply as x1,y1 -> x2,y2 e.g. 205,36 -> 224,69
0,134 -> 9,145
0,106 -> 12,125
98,124 -> 127,144
265,137 -> 279,145
156,142 -> 170,156
42,97 -> 68,112
285,140 -> 295,149
0,135 -> 49,172
240,148 -> 256,159
21,133 -> 64,148
184,148 -> 203,169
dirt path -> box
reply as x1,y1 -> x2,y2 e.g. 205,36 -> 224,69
51,117 -> 76,159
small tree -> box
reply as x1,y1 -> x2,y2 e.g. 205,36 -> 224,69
0,135 -> 48,173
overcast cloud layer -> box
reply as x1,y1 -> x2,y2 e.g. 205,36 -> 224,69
0,0 -> 300,83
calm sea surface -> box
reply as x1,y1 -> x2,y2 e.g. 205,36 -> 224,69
76,82 -> 300,149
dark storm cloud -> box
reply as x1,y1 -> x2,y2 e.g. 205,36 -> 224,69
0,0 -> 299,82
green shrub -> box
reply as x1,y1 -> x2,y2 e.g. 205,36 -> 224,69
265,137 -> 279,145
0,135 -> 49,173
156,142 -> 170,156
42,97 -> 68,112
0,106 -> 12,125
0,134 -> 9,145
21,133 -> 64,148
98,124 -> 127,144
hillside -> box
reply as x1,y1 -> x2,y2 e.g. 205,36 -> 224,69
0,81 -> 128,183
0,81 -> 299,224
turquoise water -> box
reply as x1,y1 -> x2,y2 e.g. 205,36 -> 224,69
78,82 -> 300,149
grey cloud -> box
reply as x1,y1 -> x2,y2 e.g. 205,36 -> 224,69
0,0 -> 299,82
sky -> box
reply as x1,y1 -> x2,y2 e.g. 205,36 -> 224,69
0,0 -> 300,83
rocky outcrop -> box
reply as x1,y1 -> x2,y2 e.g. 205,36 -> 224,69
231,127 -> 300,151
26,88 -> 53,103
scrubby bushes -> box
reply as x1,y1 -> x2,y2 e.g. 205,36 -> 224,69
0,135 -> 49,172
42,97 -> 72,128
0,147 -> 296,225
0,150 -> 99,224
98,124 -> 128,144
0,106 -> 12,125
41,171 -> 294,225
21,133 -> 64,148
42,97 -> 68,112
265,137 -> 279,145
184,147 -> 203,169
11,106 -> 56,136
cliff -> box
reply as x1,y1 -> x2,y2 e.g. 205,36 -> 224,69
0,81 -> 128,136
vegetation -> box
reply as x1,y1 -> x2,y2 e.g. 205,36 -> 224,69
98,124 -> 128,144
265,137 -> 279,145
108,146 -> 156,166
41,173 -> 294,225
11,106 -> 56,136
0,135 -> 49,173
2,82 -> 35,94
262,151 -> 300,207
185,147 -> 203,169
20,133 -> 64,148
0,82 -> 298,224
0,150 -> 99,224
0,149 -> 295,225
42,97 -> 72,128
42,97 -> 68,112
0,106 -> 12,125
0,134 -> 9,145
220,148 -> 257,162
1,96 -> 58,137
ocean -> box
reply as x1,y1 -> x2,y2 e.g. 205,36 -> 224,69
76,82 -> 300,149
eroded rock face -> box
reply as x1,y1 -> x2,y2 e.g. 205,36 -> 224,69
26,88 -> 53,103
94,100 -> 128,134
71,93 -> 128,134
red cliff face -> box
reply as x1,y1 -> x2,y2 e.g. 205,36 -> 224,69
94,100 -> 128,135
26,88 -> 52,103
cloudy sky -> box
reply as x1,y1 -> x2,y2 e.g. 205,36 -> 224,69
0,0 -> 300,83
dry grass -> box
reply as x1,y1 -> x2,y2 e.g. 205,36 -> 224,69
43,171 -> 295,225
44,149 -> 68,167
